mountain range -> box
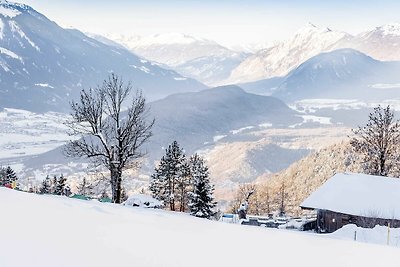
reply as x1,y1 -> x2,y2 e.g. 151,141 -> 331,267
103,23 -> 400,88
0,1 -> 206,112
241,49 -> 400,102
227,23 -> 400,84
103,33 -> 248,86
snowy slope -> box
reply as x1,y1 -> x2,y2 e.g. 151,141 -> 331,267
226,23 -> 351,83
241,49 -> 400,101
0,1 -> 205,112
0,188 -> 399,267
337,23 -> 400,62
104,33 -> 248,86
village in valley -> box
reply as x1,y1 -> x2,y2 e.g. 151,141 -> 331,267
1,0 -> 400,266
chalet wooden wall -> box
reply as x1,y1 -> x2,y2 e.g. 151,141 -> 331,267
316,209 -> 400,233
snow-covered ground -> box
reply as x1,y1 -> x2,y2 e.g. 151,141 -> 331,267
291,98 -> 400,113
0,108 -> 73,159
0,188 -> 399,267
330,224 -> 400,247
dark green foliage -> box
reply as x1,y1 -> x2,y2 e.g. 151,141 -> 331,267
149,141 -> 188,211
40,176 -> 52,194
188,154 -> 216,219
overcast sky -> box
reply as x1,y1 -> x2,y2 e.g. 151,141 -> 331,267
15,0 -> 400,47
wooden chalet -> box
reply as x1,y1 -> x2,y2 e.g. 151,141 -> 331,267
300,173 -> 400,233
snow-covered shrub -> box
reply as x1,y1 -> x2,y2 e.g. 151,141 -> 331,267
123,194 -> 163,209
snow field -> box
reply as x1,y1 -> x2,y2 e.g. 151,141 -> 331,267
0,188 -> 399,267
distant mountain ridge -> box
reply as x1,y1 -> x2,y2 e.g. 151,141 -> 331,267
103,33 -> 249,86
227,23 -> 400,84
0,1 -> 206,112
240,48 -> 400,101
226,23 -> 351,84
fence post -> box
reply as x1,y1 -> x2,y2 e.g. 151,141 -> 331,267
387,222 -> 391,245
354,230 -> 357,241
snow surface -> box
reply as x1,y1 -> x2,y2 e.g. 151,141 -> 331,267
124,194 -> 162,208
0,6 -> 21,18
0,188 -> 399,267
0,47 -> 22,62
0,108 -> 73,159
330,224 -> 400,247
378,23 -> 400,36
301,173 -> 400,220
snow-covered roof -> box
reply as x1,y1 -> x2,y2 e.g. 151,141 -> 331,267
301,173 -> 400,220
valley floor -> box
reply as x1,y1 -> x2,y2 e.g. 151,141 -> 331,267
0,188 -> 398,267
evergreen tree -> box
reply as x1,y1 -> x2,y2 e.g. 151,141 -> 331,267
149,156 -> 167,201
188,154 -> 216,219
176,161 -> 192,212
4,166 -> 17,186
40,176 -> 52,194
0,167 -> 6,186
51,175 -> 58,194
76,177 -> 94,196
120,187 -> 129,202
149,141 -> 186,211
54,174 -> 67,195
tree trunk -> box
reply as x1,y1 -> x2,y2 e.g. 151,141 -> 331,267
111,167 -> 122,203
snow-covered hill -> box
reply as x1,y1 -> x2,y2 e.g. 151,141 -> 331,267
241,49 -> 400,102
0,1 -> 205,112
0,188 -> 399,267
104,33 -> 248,86
226,23 -> 351,84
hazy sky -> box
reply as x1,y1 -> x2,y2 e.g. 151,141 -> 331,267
15,0 -> 400,47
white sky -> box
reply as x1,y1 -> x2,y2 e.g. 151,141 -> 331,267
14,0 -> 400,47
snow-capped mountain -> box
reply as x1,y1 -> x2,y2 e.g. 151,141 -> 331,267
337,23 -> 400,61
227,23 -> 400,85
226,23 -> 351,84
242,49 -> 400,101
104,33 -> 248,86
0,1 -> 205,112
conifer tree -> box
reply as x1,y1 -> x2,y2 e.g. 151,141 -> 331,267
149,141 -> 186,211
188,154 -> 216,219
0,167 -> 6,186
176,161 -> 192,212
76,177 -> 94,196
51,175 -> 58,194
54,174 -> 67,195
4,166 -> 17,186
40,176 -> 52,194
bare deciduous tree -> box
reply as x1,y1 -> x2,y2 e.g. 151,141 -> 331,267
350,105 -> 400,177
64,74 -> 154,203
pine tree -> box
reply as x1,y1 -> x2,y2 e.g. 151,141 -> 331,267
176,161 -> 192,212
51,175 -> 58,194
76,177 -> 94,196
149,141 -> 186,211
40,176 -> 52,194
149,156 -> 167,201
54,174 -> 67,195
3,166 -> 17,186
0,167 -> 6,186
188,154 -> 216,219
